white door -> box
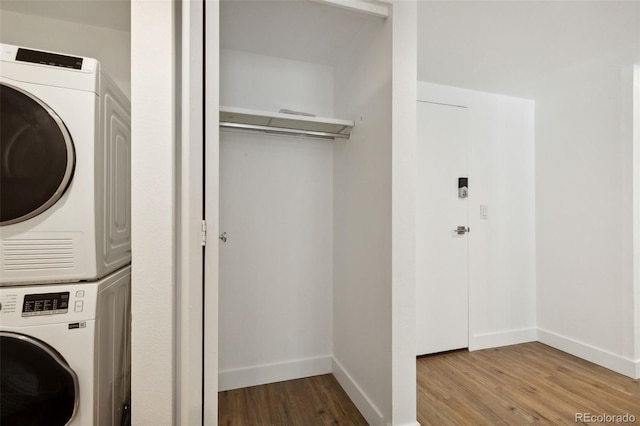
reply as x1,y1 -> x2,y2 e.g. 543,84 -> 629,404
416,101 -> 469,356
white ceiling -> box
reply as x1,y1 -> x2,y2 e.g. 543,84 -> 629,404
1,0 -> 637,99
417,0 -> 640,99
0,0 -> 130,32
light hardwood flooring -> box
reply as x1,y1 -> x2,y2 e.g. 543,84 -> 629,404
218,374 -> 367,425
417,342 -> 640,425
219,342 -> 640,425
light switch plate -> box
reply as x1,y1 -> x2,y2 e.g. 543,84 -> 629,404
480,205 -> 488,220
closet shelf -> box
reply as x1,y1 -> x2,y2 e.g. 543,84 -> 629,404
220,106 -> 354,140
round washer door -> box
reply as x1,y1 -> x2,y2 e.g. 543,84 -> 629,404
0,332 -> 79,426
0,82 -> 76,226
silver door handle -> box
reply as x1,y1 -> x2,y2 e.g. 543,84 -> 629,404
454,226 -> 470,235
219,232 -> 227,242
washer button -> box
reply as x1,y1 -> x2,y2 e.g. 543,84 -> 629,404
76,290 -> 84,298
74,300 -> 84,312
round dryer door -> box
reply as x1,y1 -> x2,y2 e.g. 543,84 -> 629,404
0,83 -> 76,225
0,332 -> 79,426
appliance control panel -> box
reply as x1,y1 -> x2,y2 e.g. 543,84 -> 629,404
22,292 -> 70,317
0,43 -> 97,73
0,283 -> 96,326
16,48 -> 83,70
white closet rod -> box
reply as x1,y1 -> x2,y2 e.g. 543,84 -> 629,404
220,121 -> 351,140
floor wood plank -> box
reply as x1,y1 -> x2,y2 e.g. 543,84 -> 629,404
218,374 -> 367,425
417,342 -> 640,425
219,343 -> 639,425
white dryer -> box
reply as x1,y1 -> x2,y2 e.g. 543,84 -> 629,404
0,265 -> 131,426
0,43 -> 131,285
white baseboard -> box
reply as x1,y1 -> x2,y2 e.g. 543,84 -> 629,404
538,328 -> 639,379
218,355 -> 332,391
332,356 -> 385,426
386,422 -> 421,426
469,327 -> 538,351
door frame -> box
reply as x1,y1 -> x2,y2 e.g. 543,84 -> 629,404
185,2 -> 419,425
177,0 -> 207,424
203,1 -> 220,424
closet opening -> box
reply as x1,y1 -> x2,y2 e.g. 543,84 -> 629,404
207,0 -> 397,424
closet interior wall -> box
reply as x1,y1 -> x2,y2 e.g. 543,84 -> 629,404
218,1 -> 393,421
218,48 -> 335,389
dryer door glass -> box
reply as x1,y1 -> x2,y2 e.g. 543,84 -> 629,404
0,83 -> 76,225
0,332 -> 79,426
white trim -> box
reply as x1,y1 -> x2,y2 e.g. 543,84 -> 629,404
538,328 -> 639,379
203,0 -> 220,423
332,357 -> 385,426
633,65 -> 640,369
469,328 -> 537,351
391,1 -> 418,425
177,0 -> 204,424
218,356 -> 332,392
310,0 -> 389,18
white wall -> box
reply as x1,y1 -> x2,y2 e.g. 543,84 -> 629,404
131,0 -> 177,423
218,50 -> 334,390
417,82 -> 537,350
220,49 -> 334,117
332,14 -> 392,426
390,2 -> 418,425
0,9 -> 131,98
536,57 -> 639,378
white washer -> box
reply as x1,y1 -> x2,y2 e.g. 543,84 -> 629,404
0,265 -> 131,426
0,43 -> 131,285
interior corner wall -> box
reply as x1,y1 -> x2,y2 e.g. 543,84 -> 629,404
417,81 -> 537,351
0,9 -> 131,98
535,60 -> 638,378
332,16 -> 392,426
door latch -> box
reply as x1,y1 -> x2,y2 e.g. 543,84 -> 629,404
454,226 -> 470,235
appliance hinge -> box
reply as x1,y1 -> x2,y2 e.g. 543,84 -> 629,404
201,220 -> 207,247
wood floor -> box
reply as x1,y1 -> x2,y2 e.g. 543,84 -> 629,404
218,374 -> 367,425
219,342 -> 640,425
417,342 -> 640,425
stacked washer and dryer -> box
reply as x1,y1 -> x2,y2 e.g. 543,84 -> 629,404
0,44 -> 132,426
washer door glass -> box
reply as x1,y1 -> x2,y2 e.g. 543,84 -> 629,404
0,332 -> 79,426
0,83 -> 76,226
